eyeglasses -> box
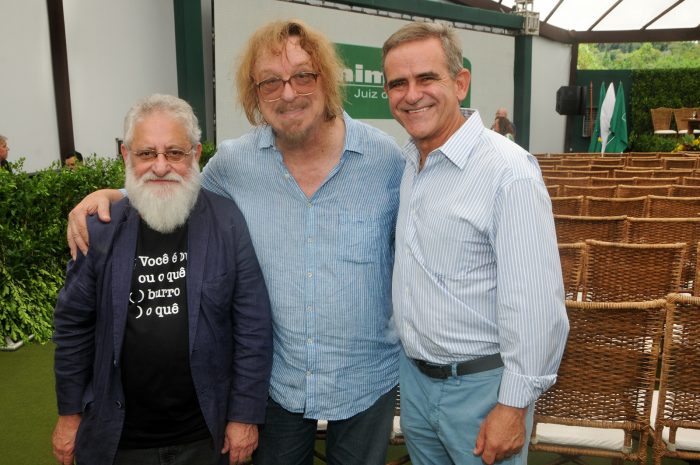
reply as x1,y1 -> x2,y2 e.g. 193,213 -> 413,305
130,147 -> 193,163
256,72 -> 319,102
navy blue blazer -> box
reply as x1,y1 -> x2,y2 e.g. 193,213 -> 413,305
54,189 -> 273,465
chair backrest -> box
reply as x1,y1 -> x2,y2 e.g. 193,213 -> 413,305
591,157 -> 624,166
551,196 -> 584,216
634,177 -> 679,186
615,169 -> 655,178
580,239 -> 686,301
544,176 -> 589,187
663,157 -> 697,170
546,184 -> 560,197
683,177 -> 700,186
671,185 -> 700,197
673,108 -> 694,133
625,217 -> 700,293
554,215 -> 627,243
558,242 -> 586,300
561,185 -> 617,197
628,157 -> 663,168
591,176 -> 635,186
584,196 -> 647,217
654,294 -> 700,460
560,158 -> 592,167
651,107 -> 676,133
646,196 -> 700,218
654,169 -> 694,179
532,299 -> 666,464
617,184 -> 672,198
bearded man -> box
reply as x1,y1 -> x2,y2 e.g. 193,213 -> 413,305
51,94 -> 273,465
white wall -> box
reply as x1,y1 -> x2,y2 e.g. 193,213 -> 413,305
530,35 -> 572,154
0,1 -> 177,172
0,0 -> 59,172
214,0 -> 515,146
64,0 -> 178,160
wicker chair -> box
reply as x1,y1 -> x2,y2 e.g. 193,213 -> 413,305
553,216 -> 627,243
591,157 -> 624,166
544,176 -> 590,187
558,242 -> 586,300
663,157 -> 697,170
654,169 -> 694,180
646,195 -> 700,218
560,158 -> 593,168
617,185 -> 672,198
625,217 -> 700,293
551,196 -> 584,216
591,176 -> 635,187
628,157 -> 663,169
530,299 -> 666,465
614,169 -> 655,178
673,108 -> 696,135
650,107 -> 677,135
561,185 -> 617,197
683,177 -> 700,186
670,184 -> 700,197
580,240 -> 686,301
634,177 -> 679,186
651,294 -> 700,465
583,196 -> 647,217
547,184 -> 560,197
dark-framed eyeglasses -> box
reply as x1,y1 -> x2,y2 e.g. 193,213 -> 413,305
130,147 -> 193,163
255,72 -> 319,103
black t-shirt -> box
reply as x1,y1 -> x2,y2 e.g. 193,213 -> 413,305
119,221 -> 209,448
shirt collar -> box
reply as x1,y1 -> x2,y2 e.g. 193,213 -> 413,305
404,108 -> 485,170
257,111 -> 362,156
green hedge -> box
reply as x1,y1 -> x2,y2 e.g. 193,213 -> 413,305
0,157 -> 125,343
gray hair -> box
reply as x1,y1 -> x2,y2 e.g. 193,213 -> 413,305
123,94 -> 201,148
382,22 -> 464,78
0,134 -> 7,145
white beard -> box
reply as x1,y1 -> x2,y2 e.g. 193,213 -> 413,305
125,159 -> 201,233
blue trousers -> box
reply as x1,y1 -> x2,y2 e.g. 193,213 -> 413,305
399,352 -> 534,465
253,386 -> 397,465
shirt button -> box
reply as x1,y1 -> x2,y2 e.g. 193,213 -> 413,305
307,237 -> 313,243
306,370 -> 312,376
284,173 -> 290,179
307,306 -> 313,312
307,338 -> 313,344
115,401 -> 123,409
307,272 -> 313,278
307,202 -> 312,208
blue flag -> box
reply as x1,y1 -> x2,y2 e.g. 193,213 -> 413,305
588,82 -> 605,153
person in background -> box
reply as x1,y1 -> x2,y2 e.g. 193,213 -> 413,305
382,21 -> 568,465
0,134 -> 11,171
64,19 -> 404,465
52,94 -> 273,465
493,116 -> 516,141
64,150 -> 83,170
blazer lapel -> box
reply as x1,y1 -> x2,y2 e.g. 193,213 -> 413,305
112,206 -> 139,359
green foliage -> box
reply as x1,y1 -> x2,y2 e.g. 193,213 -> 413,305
199,141 -> 216,170
579,42 -> 700,70
627,133 -> 680,153
0,156 -> 125,343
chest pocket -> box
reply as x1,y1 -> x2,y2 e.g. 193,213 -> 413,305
338,213 -> 390,264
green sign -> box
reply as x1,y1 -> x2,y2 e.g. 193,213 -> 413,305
335,43 -> 472,120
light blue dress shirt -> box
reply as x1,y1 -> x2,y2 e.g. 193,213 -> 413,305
201,113 -> 404,420
393,109 -> 569,408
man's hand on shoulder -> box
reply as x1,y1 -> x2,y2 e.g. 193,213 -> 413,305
67,189 -> 124,259
221,421 -> 258,464
473,403 -> 528,465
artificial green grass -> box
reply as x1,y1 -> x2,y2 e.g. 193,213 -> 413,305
1,343 -> 687,465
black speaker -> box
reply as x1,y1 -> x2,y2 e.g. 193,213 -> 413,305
555,86 -> 585,115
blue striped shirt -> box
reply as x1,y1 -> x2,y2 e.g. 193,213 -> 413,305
392,109 -> 569,408
201,113 -> 404,420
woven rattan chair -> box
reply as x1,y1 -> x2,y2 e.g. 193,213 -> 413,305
663,157 -> 697,170
591,176 -> 635,186
683,177 -> 700,186
559,243 -> 586,300
617,185 -> 672,198
671,184 -> 700,197
539,159 -> 562,169
591,157 -> 624,166
551,196 -> 584,216
651,107 -> 677,135
651,294 -> 700,465
554,215 -> 627,243
584,196 -> 647,217
580,240 -> 686,301
547,184 -> 560,197
625,217 -> 700,293
673,108 -> 695,135
614,169 -> 655,178
561,185 -> 617,197
560,158 -> 592,168
628,157 -> 663,169
646,195 -> 700,218
530,299 -> 666,465
544,176 -> 589,187
654,169 -> 694,180
587,167 -> 613,177
634,177 -> 679,186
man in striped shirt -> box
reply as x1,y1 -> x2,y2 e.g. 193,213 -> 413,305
382,22 -> 569,465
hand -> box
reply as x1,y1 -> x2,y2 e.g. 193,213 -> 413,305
67,189 -> 123,259
52,414 -> 81,465
221,421 -> 258,464
473,403 -> 528,465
